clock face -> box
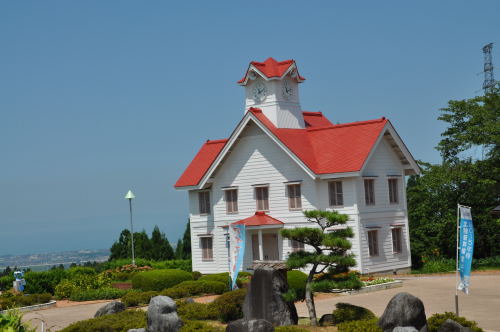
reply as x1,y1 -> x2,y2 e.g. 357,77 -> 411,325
283,80 -> 293,99
252,82 -> 267,102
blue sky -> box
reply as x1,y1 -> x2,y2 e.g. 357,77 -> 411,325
1,1 -> 498,255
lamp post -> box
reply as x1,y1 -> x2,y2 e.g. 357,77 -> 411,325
125,190 -> 136,266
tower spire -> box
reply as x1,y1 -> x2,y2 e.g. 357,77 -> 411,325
482,43 -> 495,93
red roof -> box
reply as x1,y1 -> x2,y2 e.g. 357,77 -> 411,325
238,58 -> 305,84
174,139 -> 227,188
231,211 -> 284,227
174,110 -> 388,188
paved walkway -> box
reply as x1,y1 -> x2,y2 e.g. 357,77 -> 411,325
296,274 -> 500,332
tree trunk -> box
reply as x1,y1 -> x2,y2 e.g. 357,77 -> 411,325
305,265 -> 318,326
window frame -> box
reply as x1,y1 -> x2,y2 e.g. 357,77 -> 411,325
287,184 -> 302,210
364,179 -> 375,205
255,186 -> 270,212
328,180 -> 344,207
388,178 -> 399,204
392,227 -> 403,254
290,239 -> 305,252
200,236 -> 213,261
367,230 -> 379,257
198,191 -> 211,215
224,189 -> 238,214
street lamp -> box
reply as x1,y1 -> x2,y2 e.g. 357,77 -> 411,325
124,190 -> 136,266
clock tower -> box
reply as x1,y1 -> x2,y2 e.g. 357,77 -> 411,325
238,58 -> 305,129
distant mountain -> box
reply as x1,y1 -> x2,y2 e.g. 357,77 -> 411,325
0,249 -> 110,270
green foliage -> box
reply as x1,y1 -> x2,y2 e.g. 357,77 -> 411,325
283,270 -> 307,302
313,271 -> 362,292
331,303 -> 376,324
198,273 -> 230,291
24,269 -> 67,294
176,220 -> 192,260
211,288 -> 247,323
97,259 -> 192,272
0,275 -> 15,291
473,255 -> 500,269
121,290 -> 159,307
274,327 -> 309,332
60,309 -> 146,332
337,319 -> 382,332
427,312 -> 483,332
132,269 -> 193,291
180,320 -> 224,332
408,88 -> 500,267
192,271 -> 202,280
0,310 -> 36,332
54,280 -> 78,299
162,280 -> 226,298
69,287 -> 128,301
54,272 -> 112,299
177,301 -> 218,320
0,293 -> 52,310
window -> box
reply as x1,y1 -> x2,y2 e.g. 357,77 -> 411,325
367,230 -> 379,256
198,191 -> 211,214
392,228 -> 403,253
364,179 -> 375,205
290,239 -> 304,252
388,178 -> 399,204
201,237 -> 213,261
255,186 -> 269,211
287,184 -> 302,210
328,181 -> 343,206
225,189 -> 238,214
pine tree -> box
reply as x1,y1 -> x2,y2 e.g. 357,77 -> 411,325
281,210 -> 358,326
181,220 -> 191,259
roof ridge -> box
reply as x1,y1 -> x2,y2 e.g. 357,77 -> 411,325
302,111 -> 323,116
205,139 -> 228,144
306,117 -> 386,132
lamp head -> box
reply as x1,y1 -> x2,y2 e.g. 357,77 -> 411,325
125,190 -> 135,200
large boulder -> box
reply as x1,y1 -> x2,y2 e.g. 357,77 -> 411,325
437,319 -> 473,332
147,296 -> 182,332
378,292 -> 428,332
127,329 -> 146,332
94,301 -> 126,317
242,268 -> 298,326
226,319 -> 274,332
393,328 -> 419,332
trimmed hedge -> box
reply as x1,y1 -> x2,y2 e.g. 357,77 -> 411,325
162,280 -> 226,298
132,269 -> 193,291
177,301 -> 218,320
337,318 -> 382,332
275,326 -> 309,332
211,288 -> 247,323
181,320 -> 224,332
332,302 -> 376,324
122,290 -> 159,307
0,293 -> 52,310
427,312 -> 483,332
60,309 -> 146,332
69,288 -> 128,301
286,270 -> 307,301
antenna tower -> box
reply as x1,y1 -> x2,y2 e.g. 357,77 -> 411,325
482,43 -> 495,93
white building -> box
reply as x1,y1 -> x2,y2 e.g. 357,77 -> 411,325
175,58 -> 419,275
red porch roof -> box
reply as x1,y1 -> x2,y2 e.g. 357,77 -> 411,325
231,211 -> 284,227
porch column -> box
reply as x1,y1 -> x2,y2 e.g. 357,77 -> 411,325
277,231 -> 283,260
258,229 -> 263,260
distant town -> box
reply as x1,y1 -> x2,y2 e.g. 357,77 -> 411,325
0,249 -> 110,271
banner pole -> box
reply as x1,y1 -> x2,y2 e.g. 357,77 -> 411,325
455,203 -> 460,316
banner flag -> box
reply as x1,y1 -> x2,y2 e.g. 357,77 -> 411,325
229,224 -> 246,290
457,206 -> 474,294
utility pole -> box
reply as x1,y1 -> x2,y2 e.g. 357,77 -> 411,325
482,43 -> 495,93
125,190 -> 136,266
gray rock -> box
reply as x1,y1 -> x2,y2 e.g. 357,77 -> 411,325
94,301 -> 125,317
319,313 -> 334,326
226,319 -> 274,332
393,327 -> 419,332
242,268 -> 298,326
378,292 -> 428,332
437,319 -> 473,332
147,296 -> 182,332
127,329 -> 146,332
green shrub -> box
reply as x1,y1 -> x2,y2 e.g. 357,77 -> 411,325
0,310 -> 36,332
24,269 -> 68,294
416,258 -> 456,274
54,280 -> 78,299
132,269 -> 193,291
69,288 -> 128,301
162,280 -> 226,298
61,309 -> 146,332
211,288 -> 247,323
312,271 -> 362,292
198,273 -> 230,286
151,260 -> 192,272
122,290 -> 159,307
0,293 -> 52,310
337,318 -> 382,332
472,255 -> 500,270
285,270 -> 308,301
427,312 -> 483,332
332,303 -> 376,324
177,301 -> 218,320
67,267 -> 96,277
192,271 -> 202,280
0,275 -> 15,291
275,326 -> 309,332
181,320 -> 224,332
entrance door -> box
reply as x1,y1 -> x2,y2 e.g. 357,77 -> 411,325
263,233 -> 279,260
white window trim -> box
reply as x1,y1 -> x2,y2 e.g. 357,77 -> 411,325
328,180 -> 344,207
391,227 -> 403,254
224,188 -> 239,214
198,190 -> 211,215
287,183 -> 302,211
254,185 -> 270,212
200,236 -> 214,261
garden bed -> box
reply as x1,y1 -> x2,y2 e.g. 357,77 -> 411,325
0,299 -> 56,314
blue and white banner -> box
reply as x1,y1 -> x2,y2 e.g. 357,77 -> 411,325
457,206 -> 474,294
229,224 -> 246,290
